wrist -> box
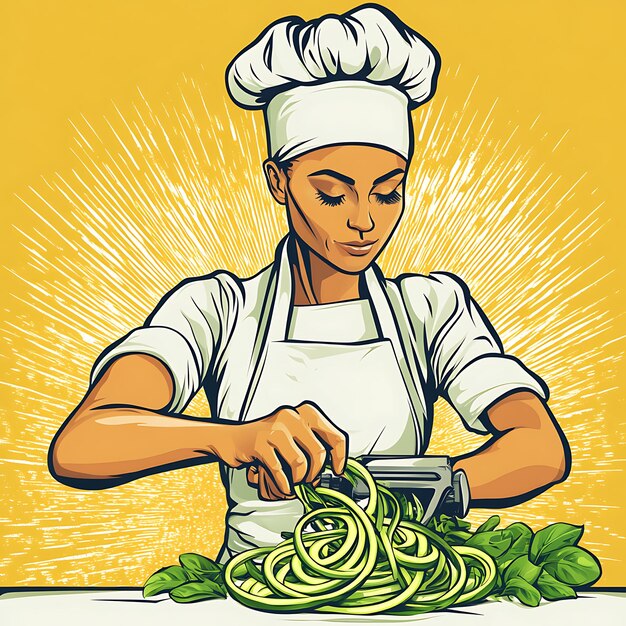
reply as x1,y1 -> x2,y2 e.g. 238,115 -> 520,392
202,420 -> 250,468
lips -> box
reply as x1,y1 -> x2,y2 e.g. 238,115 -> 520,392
336,240 -> 378,256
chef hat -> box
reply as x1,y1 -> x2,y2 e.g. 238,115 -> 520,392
225,4 -> 440,163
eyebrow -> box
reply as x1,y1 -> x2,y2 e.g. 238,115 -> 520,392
372,168 -> 405,186
308,169 -> 355,185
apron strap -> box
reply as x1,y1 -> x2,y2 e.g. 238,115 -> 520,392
237,234 -> 289,422
364,263 -> 430,453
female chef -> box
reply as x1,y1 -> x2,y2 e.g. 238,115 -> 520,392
48,4 -> 570,565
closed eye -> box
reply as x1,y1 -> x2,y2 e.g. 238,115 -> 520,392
373,189 -> 402,205
316,189 -> 345,207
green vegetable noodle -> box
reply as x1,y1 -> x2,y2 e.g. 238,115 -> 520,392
143,457 -> 602,613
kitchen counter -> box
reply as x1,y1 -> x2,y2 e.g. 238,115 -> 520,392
1,588 -> 624,625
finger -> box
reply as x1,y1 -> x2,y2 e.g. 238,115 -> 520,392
247,465 -> 259,486
323,428 -> 348,476
292,431 -> 328,484
271,429 -> 309,486
262,447 -> 293,497
258,467 -> 271,501
261,466 -> 294,500
259,467 -> 277,501
299,403 -> 348,475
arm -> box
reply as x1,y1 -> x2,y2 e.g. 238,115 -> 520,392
48,353 -> 233,489
49,353 -> 347,496
398,271 -> 568,505
451,390 -> 571,506
49,273 -> 234,488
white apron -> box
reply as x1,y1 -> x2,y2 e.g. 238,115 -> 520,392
215,238 -> 425,565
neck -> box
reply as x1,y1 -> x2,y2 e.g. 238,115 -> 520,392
290,236 -> 362,305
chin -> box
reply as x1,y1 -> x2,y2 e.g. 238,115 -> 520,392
327,251 -> 374,274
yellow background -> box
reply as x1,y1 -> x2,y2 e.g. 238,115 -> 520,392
1,0 -> 625,587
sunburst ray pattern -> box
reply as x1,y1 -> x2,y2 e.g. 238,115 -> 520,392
1,68 -> 624,585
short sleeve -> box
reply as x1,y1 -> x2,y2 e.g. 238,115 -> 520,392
402,271 -> 550,434
89,273 -> 226,414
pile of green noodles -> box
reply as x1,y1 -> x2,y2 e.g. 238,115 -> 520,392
222,457 -> 496,614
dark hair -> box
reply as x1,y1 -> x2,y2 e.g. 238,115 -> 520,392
276,159 -> 294,177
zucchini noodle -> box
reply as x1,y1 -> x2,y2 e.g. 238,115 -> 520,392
224,458 -> 496,614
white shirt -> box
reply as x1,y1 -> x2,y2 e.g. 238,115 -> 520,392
89,233 -> 549,446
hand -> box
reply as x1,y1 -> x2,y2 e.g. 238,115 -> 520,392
212,401 -> 348,501
246,465 -> 322,500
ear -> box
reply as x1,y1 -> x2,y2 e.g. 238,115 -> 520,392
263,159 -> 287,205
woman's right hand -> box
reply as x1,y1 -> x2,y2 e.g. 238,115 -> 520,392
212,401 -> 348,501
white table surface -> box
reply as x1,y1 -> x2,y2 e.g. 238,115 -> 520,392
1,588 -> 624,626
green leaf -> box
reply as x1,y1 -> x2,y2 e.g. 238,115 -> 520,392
497,523 -> 533,569
536,570 -> 577,601
169,579 -> 227,603
465,530 -> 512,558
428,513 -> 455,534
143,565 -> 189,598
502,576 -> 542,607
439,518 -> 457,535
530,523 -> 584,563
444,530 -> 473,544
179,553 -> 223,581
475,515 -> 500,534
452,517 -> 472,531
503,555 -> 543,585
543,546 -> 602,586
425,512 -> 472,545
492,569 -> 505,595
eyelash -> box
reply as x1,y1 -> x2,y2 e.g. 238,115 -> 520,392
316,190 -> 345,207
375,189 -> 402,205
315,189 -> 402,206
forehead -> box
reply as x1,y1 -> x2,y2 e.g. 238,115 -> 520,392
291,144 -> 407,180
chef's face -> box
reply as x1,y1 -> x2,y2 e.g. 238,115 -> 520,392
263,145 -> 408,274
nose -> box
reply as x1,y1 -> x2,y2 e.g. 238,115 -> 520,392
347,200 -> 375,234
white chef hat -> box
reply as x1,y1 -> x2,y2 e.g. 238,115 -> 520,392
225,4 -> 440,163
